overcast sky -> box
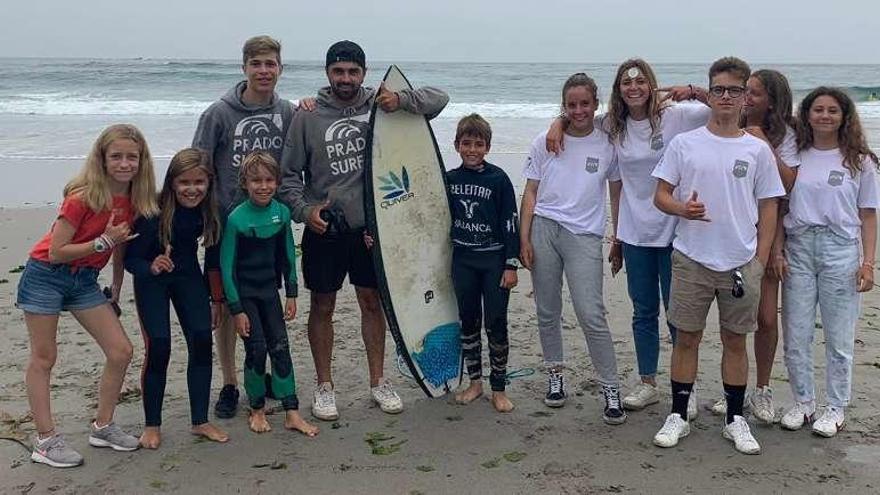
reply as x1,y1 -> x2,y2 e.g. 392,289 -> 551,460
4,1 -> 879,64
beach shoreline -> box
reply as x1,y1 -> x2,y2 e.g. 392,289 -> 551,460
2,206 -> 879,494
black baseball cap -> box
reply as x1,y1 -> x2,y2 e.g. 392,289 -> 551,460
325,40 -> 366,70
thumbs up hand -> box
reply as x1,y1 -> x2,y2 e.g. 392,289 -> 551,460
683,191 -> 710,222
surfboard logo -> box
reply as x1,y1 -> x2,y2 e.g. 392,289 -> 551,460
234,114 -> 283,137
378,166 -> 415,209
324,115 -> 370,142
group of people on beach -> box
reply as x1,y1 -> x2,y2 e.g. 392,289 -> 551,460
14,35 -> 878,468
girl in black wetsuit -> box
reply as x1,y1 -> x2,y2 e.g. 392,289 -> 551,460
125,148 -> 229,448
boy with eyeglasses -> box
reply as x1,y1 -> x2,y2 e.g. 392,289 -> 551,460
649,57 -> 784,455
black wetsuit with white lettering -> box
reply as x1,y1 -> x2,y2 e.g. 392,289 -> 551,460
446,161 -> 519,391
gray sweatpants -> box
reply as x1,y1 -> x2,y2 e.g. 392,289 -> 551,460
531,215 -> 619,386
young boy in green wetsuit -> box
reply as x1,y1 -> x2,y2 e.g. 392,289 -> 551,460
220,151 -> 318,436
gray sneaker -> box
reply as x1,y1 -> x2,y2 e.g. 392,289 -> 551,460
88,422 -> 139,452
31,434 -> 84,468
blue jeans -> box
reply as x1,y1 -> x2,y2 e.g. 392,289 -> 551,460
782,226 -> 860,408
622,244 -> 676,378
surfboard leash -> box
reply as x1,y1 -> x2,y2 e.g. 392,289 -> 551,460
395,354 -> 535,385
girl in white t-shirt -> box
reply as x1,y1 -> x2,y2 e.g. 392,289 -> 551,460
779,87 -> 878,438
710,69 -> 800,422
519,73 -> 625,425
545,59 -> 710,415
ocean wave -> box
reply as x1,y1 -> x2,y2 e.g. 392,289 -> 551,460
0,95 -> 214,115
2,94 -> 879,119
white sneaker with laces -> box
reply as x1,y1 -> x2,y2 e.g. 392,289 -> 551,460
812,406 -> 845,438
623,382 -> 659,411
312,382 -> 339,421
747,386 -> 776,424
371,378 -> 404,414
780,401 -> 816,431
722,415 -> 761,455
710,396 -> 727,416
653,413 -> 690,448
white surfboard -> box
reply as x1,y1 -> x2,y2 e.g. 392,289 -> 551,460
365,65 -> 462,398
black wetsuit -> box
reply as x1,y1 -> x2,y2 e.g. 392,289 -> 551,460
125,206 -> 216,426
446,161 -> 520,391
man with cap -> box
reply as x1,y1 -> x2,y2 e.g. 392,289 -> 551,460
279,40 -> 449,420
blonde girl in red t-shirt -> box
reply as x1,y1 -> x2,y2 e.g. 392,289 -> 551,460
16,124 -> 158,467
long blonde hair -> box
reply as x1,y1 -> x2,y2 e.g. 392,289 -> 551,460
158,148 -> 221,248
63,124 -> 158,217
605,59 -> 665,145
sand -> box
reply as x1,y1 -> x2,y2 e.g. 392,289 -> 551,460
1,205 -> 879,495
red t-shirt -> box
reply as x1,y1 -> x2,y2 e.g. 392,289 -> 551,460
30,195 -> 134,269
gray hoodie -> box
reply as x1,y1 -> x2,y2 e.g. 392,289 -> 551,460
192,81 -> 296,213
278,85 -> 449,230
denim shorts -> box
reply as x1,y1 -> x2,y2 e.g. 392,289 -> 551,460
16,258 -> 107,315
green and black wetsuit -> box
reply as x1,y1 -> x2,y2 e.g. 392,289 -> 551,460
220,198 -> 299,410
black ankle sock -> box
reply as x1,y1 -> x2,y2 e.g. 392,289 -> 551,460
671,380 -> 693,419
724,383 -> 747,424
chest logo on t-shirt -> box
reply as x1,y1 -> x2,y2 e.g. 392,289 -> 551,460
459,199 -> 479,219
585,157 -> 600,173
828,170 -> 845,186
650,133 -> 664,151
732,160 -> 749,178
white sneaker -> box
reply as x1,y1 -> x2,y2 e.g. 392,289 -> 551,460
371,378 -> 404,414
710,396 -> 726,416
653,413 -> 690,448
747,386 -> 776,424
780,401 -> 816,431
623,382 -> 659,411
687,390 -> 698,421
312,382 -> 339,421
812,406 -> 845,438
722,415 -> 761,455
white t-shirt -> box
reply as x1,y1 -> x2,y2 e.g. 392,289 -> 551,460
784,147 -> 879,239
523,129 -> 619,236
776,126 -> 799,168
651,126 -> 785,271
615,103 -> 710,247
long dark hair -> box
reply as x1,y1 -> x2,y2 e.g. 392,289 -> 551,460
742,69 -> 795,149
796,87 -> 879,176
158,148 -> 221,247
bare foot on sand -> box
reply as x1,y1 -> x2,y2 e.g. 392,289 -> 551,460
491,391 -> 515,413
284,410 -> 319,437
139,427 -> 161,449
249,409 -> 272,433
455,382 -> 484,405
191,422 -> 229,443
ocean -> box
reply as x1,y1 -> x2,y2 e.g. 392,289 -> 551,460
1,58 -> 879,206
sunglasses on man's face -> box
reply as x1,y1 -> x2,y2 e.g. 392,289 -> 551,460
709,85 -> 746,99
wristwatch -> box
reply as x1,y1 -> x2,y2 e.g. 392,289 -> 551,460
93,236 -> 110,253
505,258 -> 521,270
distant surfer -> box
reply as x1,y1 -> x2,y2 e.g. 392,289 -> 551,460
278,40 -> 448,420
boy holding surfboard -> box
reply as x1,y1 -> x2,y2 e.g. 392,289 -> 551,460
278,40 -> 449,420
447,114 -> 520,412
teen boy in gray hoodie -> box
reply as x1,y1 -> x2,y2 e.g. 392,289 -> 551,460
278,40 -> 448,421
192,35 -> 311,420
